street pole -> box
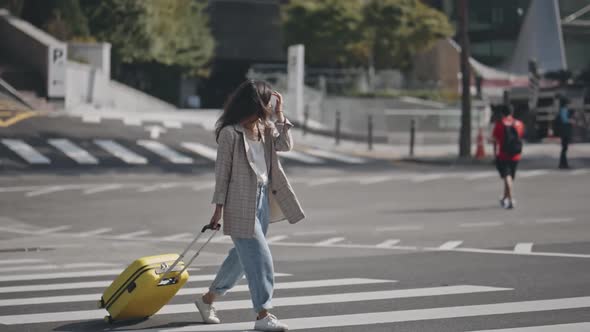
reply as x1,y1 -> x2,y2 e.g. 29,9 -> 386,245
458,0 -> 472,158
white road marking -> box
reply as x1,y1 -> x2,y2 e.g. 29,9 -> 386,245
468,322 -> 590,331
109,297 -> 590,332
123,118 -> 142,126
459,221 -> 504,228
0,185 -> 44,193
137,140 -> 193,164
269,240 -> 418,251
0,258 -> 46,265
0,285 -> 509,325
358,175 -> 397,185
292,230 -> 339,236
0,226 -> 37,235
266,235 -> 288,244
411,174 -> 445,182
438,241 -> 464,250
113,230 -> 152,239
0,269 -> 126,282
1,139 -> 50,164
535,217 -> 574,224
211,235 -> 231,243
464,172 -> 496,180
94,139 -> 148,164
181,142 -> 217,161
76,228 -> 112,237
304,148 -> 366,164
314,237 -> 346,246
81,115 -> 100,123
144,125 -> 167,139
83,184 -> 123,195
47,139 -> 99,164
376,225 -> 425,232
0,278 -> 394,307
0,273 -> 291,293
448,247 -> 590,259
570,169 -> 589,175
514,242 -> 533,253
308,177 -> 342,186
193,182 -> 215,191
519,170 -> 549,178
375,239 -> 401,248
0,262 -> 117,273
162,233 -> 193,241
278,151 -> 324,164
26,186 -> 71,197
35,225 -> 71,234
137,183 -> 181,193
163,121 -> 182,129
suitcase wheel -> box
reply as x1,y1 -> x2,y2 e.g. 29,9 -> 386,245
97,298 -> 105,309
104,315 -> 113,324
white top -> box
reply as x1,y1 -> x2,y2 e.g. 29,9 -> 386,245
246,137 -> 268,185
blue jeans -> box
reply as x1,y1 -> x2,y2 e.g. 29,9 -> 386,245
209,184 -> 274,313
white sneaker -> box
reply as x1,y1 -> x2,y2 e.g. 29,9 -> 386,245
195,297 -> 220,324
254,314 -> 289,331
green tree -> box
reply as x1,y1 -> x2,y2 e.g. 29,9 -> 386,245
282,0 -> 364,67
282,0 -> 454,70
83,0 -> 214,76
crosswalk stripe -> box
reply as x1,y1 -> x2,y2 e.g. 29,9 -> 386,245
308,178 -> 342,186
460,221 -> 504,228
75,228 -> 112,237
47,139 -> 99,164
0,226 -> 37,235
83,184 -> 123,195
278,151 -> 324,164
162,233 -> 193,241
180,142 -> 217,161
110,297 -> 590,331
520,170 -> 549,178
412,174 -> 445,182
137,183 -> 181,193
0,269 -> 126,282
314,237 -> 346,246
0,258 -> 46,265
1,139 -> 50,164
0,285 -> 509,324
304,148 -> 366,164
514,243 -> 533,253
163,121 -> 182,129
137,140 -> 193,164
375,239 -> 401,248
25,186 -> 70,197
464,172 -> 496,180
0,262 -> 118,273
0,273 -> 292,293
0,278 -> 394,307
468,322 -> 590,332
34,225 -> 71,234
438,241 -> 464,250
358,175 -> 399,185
113,230 -> 151,239
123,118 -> 142,126
266,235 -> 288,244
94,139 -> 148,164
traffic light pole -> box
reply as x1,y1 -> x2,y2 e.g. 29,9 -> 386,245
458,0 -> 472,158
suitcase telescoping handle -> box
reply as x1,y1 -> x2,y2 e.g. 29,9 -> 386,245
159,223 -> 221,283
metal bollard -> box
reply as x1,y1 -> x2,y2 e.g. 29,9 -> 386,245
409,119 -> 416,157
303,105 -> 309,136
368,115 -> 373,151
335,111 -> 341,145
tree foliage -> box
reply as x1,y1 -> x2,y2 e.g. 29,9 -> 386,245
283,0 -> 454,70
82,0 -> 214,76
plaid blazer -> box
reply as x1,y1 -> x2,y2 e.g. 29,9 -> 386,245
212,118 -> 305,238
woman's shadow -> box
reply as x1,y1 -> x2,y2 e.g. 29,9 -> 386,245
55,318 -> 257,332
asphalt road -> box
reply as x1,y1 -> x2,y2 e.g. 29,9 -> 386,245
0,164 -> 589,331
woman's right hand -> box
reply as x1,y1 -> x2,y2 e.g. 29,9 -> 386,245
210,204 -> 222,228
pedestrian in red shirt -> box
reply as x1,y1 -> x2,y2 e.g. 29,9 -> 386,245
491,105 -> 525,209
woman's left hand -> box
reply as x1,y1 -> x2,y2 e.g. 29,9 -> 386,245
272,91 -> 285,122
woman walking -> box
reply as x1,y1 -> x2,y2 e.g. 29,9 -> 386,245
195,80 -> 305,331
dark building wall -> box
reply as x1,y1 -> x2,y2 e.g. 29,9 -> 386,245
200,0 -> 285,107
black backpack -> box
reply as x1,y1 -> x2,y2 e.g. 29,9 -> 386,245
502,122 -> 523,155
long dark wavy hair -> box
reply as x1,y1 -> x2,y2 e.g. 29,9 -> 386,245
215,80 -> 273,142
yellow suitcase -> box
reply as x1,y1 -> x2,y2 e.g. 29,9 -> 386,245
99,224 -> 220,323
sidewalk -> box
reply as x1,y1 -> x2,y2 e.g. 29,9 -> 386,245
292,129 -> 590,167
